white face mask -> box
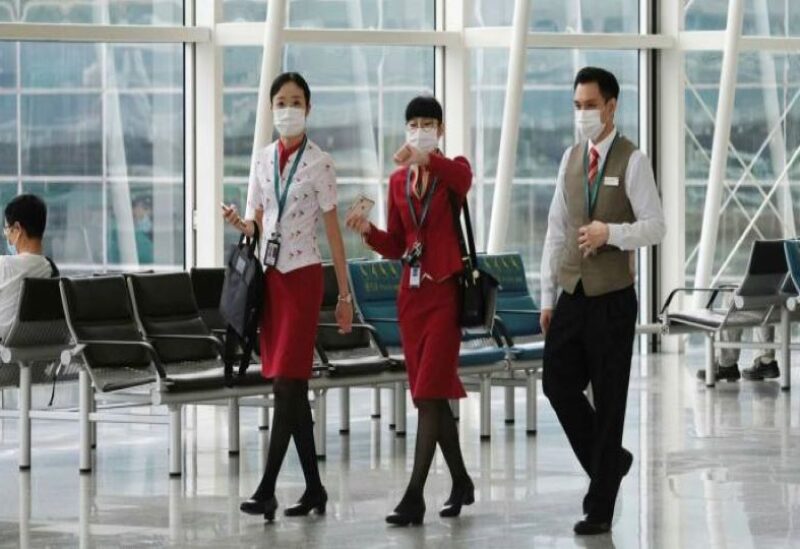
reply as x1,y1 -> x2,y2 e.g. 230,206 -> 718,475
273,107 -> 306,138
405,127 -> 439,153
575,108 -> 605,142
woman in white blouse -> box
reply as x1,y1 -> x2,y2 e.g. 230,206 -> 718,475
222,72 -> 353,522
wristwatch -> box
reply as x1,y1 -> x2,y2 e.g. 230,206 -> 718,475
337,293 -> 352,304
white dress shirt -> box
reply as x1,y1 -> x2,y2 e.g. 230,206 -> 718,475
540,127 -> 665,309
245,138 -> 338,274
0,253 -> 53,340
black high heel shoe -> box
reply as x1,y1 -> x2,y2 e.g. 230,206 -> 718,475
240,495 -> 279,521
284,487 -> 328,517
440,477 -> 475,518
386,496 -> 426,526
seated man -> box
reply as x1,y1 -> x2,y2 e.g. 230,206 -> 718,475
0,194 -> 56,340
698,324 -> 778,382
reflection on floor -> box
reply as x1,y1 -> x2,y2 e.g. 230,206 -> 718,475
1,350 -> 800,548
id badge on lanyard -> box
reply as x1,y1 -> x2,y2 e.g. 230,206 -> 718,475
405,168 -> 438,288
266,137 -> 308,269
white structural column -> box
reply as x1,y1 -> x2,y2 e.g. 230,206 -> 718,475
441,0 -> 471,159
692,0 -> 745,307
753,0 -> 796,238
195,0 -> 224,267
251,0 -> 288,154
658,0 -> 686,352
486,0 -> 531,252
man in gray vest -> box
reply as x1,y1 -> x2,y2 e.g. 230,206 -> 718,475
540,67 -> 665,536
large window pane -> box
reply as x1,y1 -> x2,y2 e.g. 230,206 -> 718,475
2,1 -> 182,25
685,0 -> 800,36
472,0 -> 639,33
21,94 -> 102,177
473,49 -> 640,297
7,42 -> 185,273
222,45 -> 434,258
223,0 -> 434,29
685,51 -> 800,285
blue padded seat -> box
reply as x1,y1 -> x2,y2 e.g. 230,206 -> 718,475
349,258 -> 507,368
786,239 -> 800,294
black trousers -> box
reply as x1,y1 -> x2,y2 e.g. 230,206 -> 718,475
542,282 -> 638,522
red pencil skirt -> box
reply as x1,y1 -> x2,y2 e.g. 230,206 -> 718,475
259,263 -> 323,380
397,276 -> 466,400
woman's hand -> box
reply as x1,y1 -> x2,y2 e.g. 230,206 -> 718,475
393,144 -> 429,167
345,211 -> 371,235
221,203 -> 246,231
335,300 -> 353,334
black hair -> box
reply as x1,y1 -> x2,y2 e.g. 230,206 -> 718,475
573,67 -> 620,102
5,194 -> 47,240
269,72 -> 311,105
405,95 -> 443,123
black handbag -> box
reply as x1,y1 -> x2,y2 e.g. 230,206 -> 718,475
220,224 -> 264,385
449,193 -> 499,334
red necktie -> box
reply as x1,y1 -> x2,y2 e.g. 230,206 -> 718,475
588,146 -> 600,188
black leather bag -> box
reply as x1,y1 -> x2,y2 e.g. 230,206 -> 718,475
220,224 -> 263,384
449,194 -> 499,334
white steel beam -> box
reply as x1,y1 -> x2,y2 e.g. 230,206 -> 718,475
486,0 -> 531,253
442,0 -> 471,159
658,0 -> 686,353
215,24 -> 460,47
464,29 -> 673,50
0,23 -> 209,43
251,0 -> 288,155
692,0 -> 745,307
194,1 -> 224,267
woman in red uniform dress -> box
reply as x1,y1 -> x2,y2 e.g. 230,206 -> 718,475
222,73 -> 353,521
346,96 -> 475,525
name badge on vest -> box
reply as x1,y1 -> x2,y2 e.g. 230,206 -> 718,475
604,176 -> 619,187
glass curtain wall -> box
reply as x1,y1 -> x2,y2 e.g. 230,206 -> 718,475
0,3 -> 185,273
684,0 -> 800,285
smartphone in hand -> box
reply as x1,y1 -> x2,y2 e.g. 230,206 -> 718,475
347,194 -> 375,218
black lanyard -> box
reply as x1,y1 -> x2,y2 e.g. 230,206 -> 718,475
405,168 -> 439,231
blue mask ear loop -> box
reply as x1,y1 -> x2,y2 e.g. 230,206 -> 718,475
5,226 -> 17,255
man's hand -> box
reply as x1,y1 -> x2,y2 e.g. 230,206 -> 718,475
540,308 -> 553,336
578,221 -> 609,257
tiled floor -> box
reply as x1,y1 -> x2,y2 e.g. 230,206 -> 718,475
1,350 -> 800,548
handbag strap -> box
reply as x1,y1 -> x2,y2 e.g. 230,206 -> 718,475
236,222 -> 261,259
449,192 -> 478,269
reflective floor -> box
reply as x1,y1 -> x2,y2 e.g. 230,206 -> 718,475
2,350 -> 800,548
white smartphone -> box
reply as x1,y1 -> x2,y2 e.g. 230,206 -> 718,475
348,194 -> 375,218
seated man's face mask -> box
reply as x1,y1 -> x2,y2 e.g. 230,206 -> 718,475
4,224 -> 18,255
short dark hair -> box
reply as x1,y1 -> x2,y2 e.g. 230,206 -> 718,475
573,67 -> 620,102
269,72 -> 311,105
405,95 -> 443,123
5,194 -> 47,239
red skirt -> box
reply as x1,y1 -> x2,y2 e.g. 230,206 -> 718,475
397,276 -> 466,400
259,263 -> 323,380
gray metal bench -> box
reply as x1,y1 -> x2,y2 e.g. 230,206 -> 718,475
660,240 -> 798,389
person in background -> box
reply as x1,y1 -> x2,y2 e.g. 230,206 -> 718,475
539,67 -> 665,535
222,72 -> 353,522
0,194 -> 56,340
345,96 -> 475,526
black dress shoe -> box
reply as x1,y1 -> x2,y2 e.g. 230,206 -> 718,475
697,363 -> 740,382
440,477 -> 475,518
583,449 -> 633,515
742,358 -> 780,381
240,495 -> 279,521
386,497 -> 425,526
574,518 -> 611,535
284,487 -> 328,517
